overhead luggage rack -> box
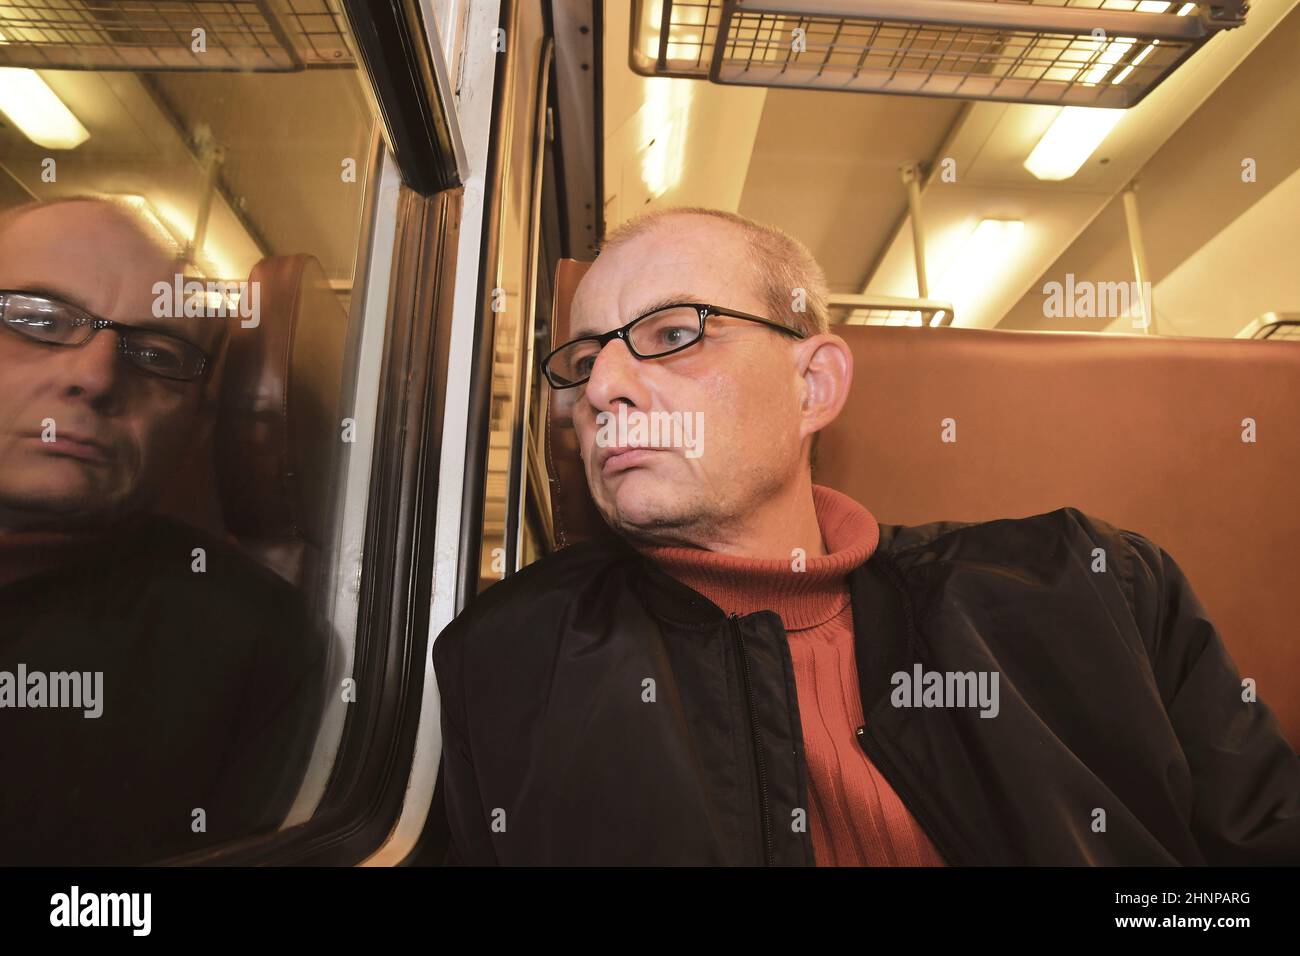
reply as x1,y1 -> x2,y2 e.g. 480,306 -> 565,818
630,0 -> 1249,107
0,0 -> 355,71
1248,314 -> 1300,340
828,293 -> 956,327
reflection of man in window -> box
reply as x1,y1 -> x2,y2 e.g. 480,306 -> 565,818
0,199 -> 326,865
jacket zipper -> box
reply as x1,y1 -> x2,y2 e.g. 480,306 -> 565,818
729,613 -> 775,866
854,554 -> 967,866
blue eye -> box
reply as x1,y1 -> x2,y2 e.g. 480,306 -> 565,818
657,326 -> 693,347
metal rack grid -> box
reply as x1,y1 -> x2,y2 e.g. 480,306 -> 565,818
0,0 -> 354,71
276,0 -> 351,65
631,0 -> 1247,107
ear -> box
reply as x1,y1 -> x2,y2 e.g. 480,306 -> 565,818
794,333 -> 853,443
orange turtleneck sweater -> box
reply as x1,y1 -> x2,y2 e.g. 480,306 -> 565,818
631,484 -> 946,867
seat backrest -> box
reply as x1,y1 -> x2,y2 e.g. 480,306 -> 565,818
545,258 -> 1300,747
545,259 -> 613,549
214,254 -> 350,588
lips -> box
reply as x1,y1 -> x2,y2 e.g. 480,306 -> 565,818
598,445 -> 666,475
24,431 -> 116,464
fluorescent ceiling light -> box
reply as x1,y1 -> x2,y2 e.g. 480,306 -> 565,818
113,194 -> 186,250
110,193 -> 238,279
637,0 -> 707,62
0,67 -> 90,150
639,79 -> 693,199
1080,36 -> 1136,86
1024,107 -> 1124,181
933,220 -> 1025,316
1073,6 -> 1177,90
1112,39 -> 1159,85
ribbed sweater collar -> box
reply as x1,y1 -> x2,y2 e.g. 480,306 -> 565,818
629,484 -> 880,630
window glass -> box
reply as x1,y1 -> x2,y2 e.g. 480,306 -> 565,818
475,7 -> 549,593
0,2 -> 379,863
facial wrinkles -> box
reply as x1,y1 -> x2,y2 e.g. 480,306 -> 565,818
697,354 -> 782,544
606,338 -> 752,544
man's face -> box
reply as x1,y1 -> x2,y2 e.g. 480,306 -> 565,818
567,216 -> 810,545
0,202 -> 220,529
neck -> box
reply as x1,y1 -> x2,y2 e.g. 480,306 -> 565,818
653,471 -> 825,561
627,483 -> 881,627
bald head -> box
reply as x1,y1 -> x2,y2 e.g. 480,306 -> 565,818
0,199 -> 224,355
0,198 -> 224,530
598,208 -> 831,338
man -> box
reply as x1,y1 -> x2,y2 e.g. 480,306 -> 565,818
0,198 -> 326,865
433,206 -> 1300,866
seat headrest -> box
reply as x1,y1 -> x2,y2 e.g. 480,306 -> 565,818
215,254 -> 348,561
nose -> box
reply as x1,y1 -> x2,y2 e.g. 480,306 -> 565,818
581,336 -> 650,414
61,327 -> 124,410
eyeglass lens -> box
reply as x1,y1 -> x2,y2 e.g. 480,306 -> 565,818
548,305 -> 703,386
1,293 -> 204,380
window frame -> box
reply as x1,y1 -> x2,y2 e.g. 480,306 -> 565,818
165,0 -> 474,867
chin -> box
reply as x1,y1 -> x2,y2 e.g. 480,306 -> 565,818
0,471 -> 127,525
1,490 -> 105,518
601,472 -> 698,533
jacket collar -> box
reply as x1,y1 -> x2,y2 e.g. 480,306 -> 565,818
618,533 -> 731,628
613,528 -> 917,711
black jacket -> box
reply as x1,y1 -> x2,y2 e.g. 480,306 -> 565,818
433,506 -> 1300,865
0,515 -> 327,865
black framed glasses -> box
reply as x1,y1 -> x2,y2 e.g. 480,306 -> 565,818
0,290 -> 209,381
542,302 -> 805,389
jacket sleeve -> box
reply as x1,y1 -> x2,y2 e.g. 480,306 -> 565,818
432,619 -> 499,866
1119,529 -> 1300,864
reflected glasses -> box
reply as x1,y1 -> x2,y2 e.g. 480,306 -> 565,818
542,302 -> 805,389
0,291 -> 209,381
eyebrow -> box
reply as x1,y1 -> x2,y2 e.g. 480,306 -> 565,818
569,292 -> 699,339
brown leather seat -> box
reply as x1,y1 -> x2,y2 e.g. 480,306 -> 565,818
545,258 -> 1300,748
153,254 -> 348,591
213,254 -> 349,589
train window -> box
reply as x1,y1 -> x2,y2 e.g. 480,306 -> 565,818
475,48 -> 531,591
473,0 -> 561,593
0,8 -> 385,863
